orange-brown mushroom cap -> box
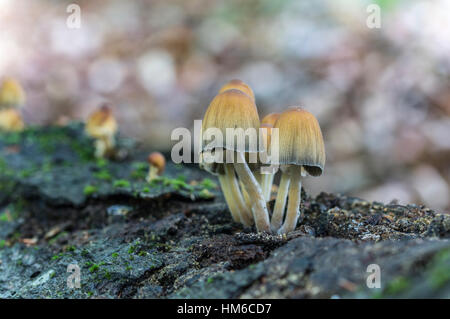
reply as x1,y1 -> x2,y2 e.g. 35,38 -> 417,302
261,113 -> 280,127
147,152 -> 166,174
85,105 -> 118,139
218,79 -> 255,101
274,107 -> 325,176
0,78 -> 26,108
202,89 -> 260,154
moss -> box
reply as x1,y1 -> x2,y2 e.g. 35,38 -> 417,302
113,179 -> 130,188
0,239 -> 6,249
128,245 -> 136,254
18,168 -> 34,178
94,170 -> 112,181
65,245 -> 76,252
103,270 -> 112,280
96,158 -> 108,168
0,212 -> 10,222
112,252 -> 119,258
83,185 -> 98,196
130,162 -> 148,179
89,264 -> 100,273
384,276 -> 410,295
2,131 -> 21,144
51,253 -> 63,261
428,248 -> 450,289
200,178 -> 217,189
141,186 -> 150,193
207,277 -> 214,284
161,176 -> 193,191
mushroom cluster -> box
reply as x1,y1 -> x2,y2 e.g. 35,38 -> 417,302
0,78 -> 26,132
199,80 -> 325,235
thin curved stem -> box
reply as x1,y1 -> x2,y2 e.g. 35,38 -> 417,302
279,173 -> 302,234
218,174 -> 241,223
233,152 -> 270,232
239,179 -> 252,210
270,172 -> 290,232
261,173 -> 274,202
224,164 -> 253,226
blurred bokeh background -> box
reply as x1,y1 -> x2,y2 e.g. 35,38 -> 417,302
0,0 -> 449,211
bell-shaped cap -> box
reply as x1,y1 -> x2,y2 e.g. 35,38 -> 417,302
261,113 -> 279,127
0,78 -> 26,108
85,104 -> 118,139
148,152 -> 166,174
218,79 -> 255,101
274,107 -> 325,176
202,89 -> 260,154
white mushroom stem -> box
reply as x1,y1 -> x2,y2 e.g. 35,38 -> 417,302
270,173 -> 290,232
261,173 -> 275,202
233,152 -> 270,232
239,180 -> 252,210
217,174 -> 241,224
95,135 -> 115,158
105,134 -> 115,151
279,171 -> 302,234
146,165 -> 159,183
224,164 -> 253,226
94,139 -> 107,158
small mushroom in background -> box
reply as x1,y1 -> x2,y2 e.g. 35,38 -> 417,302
85,104 -> 118,158
0,108 -> 24,132
0,77 -> 26,109
0,78 -> 26,132
146,152 -> 166,182
270,108 -> 325,234
202,89 -> 270,232
260,113 -> 280,202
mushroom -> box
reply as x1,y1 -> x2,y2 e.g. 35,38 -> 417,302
270,108 -> 325,234
259,113 -> 280,202
0,77 -> 26,109
0,78 -> 26,132
85,104 -> 118,158
0,108 -> 24,132
202,89 -> 270,232
218,80 -> 256,210
146,152 -> 166,182
216,79 -> 257,214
